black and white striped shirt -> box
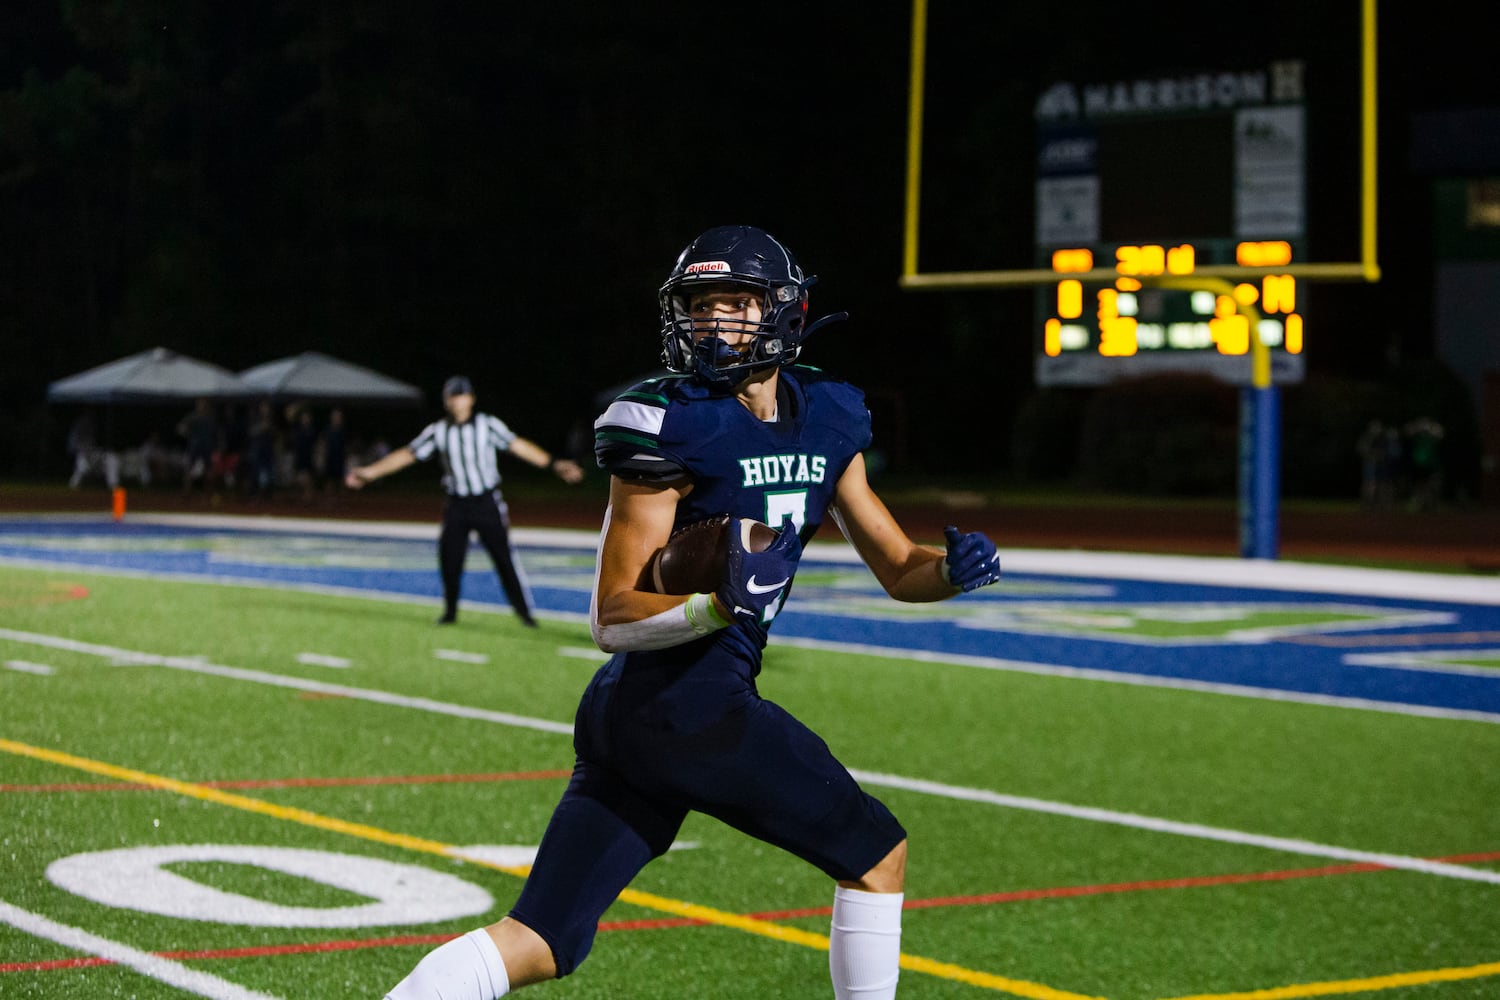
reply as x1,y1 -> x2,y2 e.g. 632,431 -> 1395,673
409,413 -> 518,497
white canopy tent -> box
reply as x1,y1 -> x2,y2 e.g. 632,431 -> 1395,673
46,347 -> 250,403
237,351 -> 423,406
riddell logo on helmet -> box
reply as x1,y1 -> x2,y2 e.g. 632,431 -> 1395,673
685,261 -> 731,274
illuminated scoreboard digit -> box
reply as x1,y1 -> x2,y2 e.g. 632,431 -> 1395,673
1031,60 -> 1312,387
1037,240 -> 1307,386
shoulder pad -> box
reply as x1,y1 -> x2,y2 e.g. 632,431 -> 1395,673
593,376 -> 695,480
788,367 -> 872,451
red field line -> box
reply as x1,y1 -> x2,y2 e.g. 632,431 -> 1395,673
533,849 -> 1500,931
0,583 -> 89,608
593,865 -> 1394,930
7,851 -> 1497,974
0,769 -> 572,794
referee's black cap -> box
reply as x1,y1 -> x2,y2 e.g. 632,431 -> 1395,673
442,375 -> 474,398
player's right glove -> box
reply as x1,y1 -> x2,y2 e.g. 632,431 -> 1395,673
941,525 -> 1002,592
716,515 -> 802,626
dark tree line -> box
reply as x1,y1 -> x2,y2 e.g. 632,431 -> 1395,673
3,3 -> 943,475
3,2 -> 1491,489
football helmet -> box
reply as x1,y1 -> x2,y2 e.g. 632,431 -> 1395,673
659,225 -> 843,386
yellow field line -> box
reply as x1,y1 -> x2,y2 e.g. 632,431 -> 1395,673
1161,959 -> 1500,1000
1,738 -> 479,861
0,737 -> 1101,1000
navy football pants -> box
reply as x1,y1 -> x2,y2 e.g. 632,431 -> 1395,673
509,641 -> 906,976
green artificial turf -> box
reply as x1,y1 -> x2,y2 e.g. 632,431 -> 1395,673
1,562 -> 1497,999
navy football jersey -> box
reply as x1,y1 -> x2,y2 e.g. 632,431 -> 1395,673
594,366 -> 872,659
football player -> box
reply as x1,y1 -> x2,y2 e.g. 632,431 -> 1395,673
384,226 -> 1002,999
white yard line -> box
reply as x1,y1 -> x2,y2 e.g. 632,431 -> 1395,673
0,897 -> 283,1000
4,659 -> 54,676
0,628 -> 572,737
773,635 -> 1500,725
1344,648 -> 1500,679
847,771 -> 1500,885
3,626 -> 1497,886
295,652 -> 352,668
433,648 -> 490,664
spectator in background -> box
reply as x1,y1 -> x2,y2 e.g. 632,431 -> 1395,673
245,401 -> 279,500
131,431 -> 171,487
212,404 -> 246,494
177,398 -> 219,494
290,407 -> 318,503
67,411 -> 98,489
1356,419 -> 1389,509
1406,416 -> 1445,511
322,408 -> 348,496
66,411 -> 120,490
364,437 -> 391,464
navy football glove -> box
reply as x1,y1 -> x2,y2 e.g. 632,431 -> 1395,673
716,516 -> 802,626
941,525 -> 1001,592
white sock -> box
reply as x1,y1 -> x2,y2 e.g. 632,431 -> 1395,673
829,886 -> 903,999
384,928 -> 510,1000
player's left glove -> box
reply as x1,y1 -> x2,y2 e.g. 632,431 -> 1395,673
716,515 -> 802,626
941,525 -> 1001,592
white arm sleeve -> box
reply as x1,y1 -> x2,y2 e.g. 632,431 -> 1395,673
591,593 -> 725,653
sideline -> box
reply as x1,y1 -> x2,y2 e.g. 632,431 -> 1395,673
4,513 -> 1497,720
11,511 -> 1500,605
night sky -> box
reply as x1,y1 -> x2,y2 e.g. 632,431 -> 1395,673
3,1 -> 1494,480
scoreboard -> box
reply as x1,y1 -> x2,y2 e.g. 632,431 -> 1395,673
900,1 -> 1379,389
1032,64 -> 1311,386
1035,239 -> 1308,386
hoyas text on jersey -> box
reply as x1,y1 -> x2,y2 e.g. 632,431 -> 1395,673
739,454 -> 828,487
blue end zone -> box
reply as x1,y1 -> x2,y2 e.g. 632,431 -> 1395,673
2,514 -> 1498,720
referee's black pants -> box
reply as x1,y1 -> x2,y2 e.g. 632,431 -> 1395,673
438,490 -> 535,625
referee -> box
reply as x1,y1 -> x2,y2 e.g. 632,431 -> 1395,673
346,375 -> 585,626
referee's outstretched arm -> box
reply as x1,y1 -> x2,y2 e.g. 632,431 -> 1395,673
345,447 -> 416,490
507,436 -> 586,484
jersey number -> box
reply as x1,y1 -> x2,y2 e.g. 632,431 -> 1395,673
757,490 -> 808,624
762,490 -> 808,534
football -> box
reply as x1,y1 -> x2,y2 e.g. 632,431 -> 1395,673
647,515 -> 777,595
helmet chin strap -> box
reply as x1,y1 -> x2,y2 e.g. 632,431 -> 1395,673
690,336 -> 748,385
684,300 -> 848,386
802,311 -> 849,341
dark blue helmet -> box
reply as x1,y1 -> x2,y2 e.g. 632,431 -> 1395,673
659,226 -> 842,386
